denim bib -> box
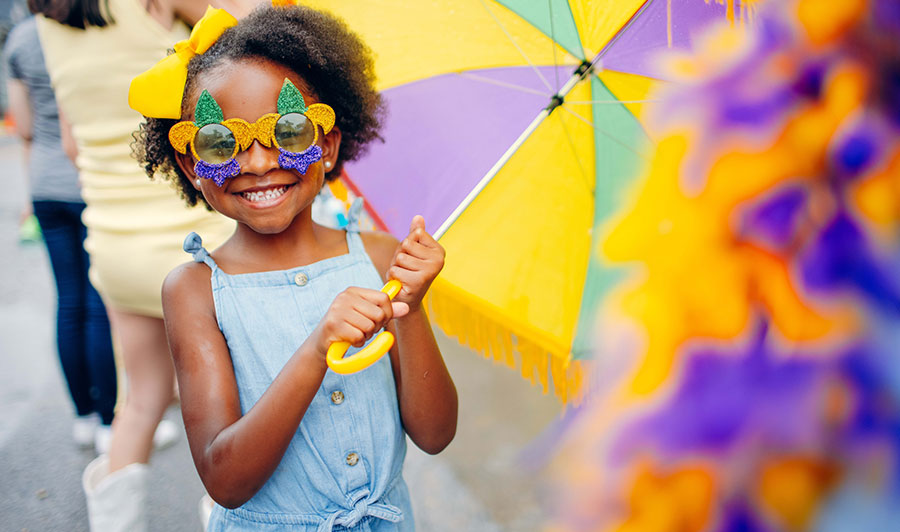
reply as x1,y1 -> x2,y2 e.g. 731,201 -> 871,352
185,202 -> 413,532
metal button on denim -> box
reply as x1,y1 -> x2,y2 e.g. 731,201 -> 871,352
294,272 -> 308,286
346,452 -> 359,466
331,390 -> 345,405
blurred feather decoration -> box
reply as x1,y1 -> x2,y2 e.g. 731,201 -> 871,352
546,1 -> 900,531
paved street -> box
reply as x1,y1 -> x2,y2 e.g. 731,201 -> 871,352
0,136 -> 561,531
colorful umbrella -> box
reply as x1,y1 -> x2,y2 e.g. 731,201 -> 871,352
309,0 -> 738,401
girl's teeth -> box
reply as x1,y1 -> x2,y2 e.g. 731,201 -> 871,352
242,186 -> 286,202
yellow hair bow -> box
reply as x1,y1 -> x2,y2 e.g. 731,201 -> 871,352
128,6 -> 238,119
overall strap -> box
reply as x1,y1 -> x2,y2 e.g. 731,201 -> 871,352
183,232 -> 219,270
345,197 -> 367,255
345,197 -> 363,233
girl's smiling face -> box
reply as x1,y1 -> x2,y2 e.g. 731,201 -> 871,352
175,58 -> 340,235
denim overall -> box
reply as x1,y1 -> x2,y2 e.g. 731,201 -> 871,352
185,203 -> 413,532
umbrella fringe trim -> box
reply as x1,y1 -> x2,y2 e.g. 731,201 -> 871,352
425,278 -> 586,404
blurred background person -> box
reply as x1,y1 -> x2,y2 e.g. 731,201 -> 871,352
30,0 -> 256,529
3,13 -> 117,455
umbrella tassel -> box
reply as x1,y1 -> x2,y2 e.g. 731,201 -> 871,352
425,281 -> 586,402
503,334 -> 515,369
518,342 -> 537,387
551,356 -> 567,402
488,325 -> 502,365
538,350 -> 550,394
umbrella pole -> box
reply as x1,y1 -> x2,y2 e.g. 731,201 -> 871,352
433,60 -> 596,241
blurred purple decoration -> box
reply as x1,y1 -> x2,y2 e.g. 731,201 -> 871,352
612,323 -> 825,460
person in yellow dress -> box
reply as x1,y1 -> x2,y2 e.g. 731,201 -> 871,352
31,0 -> 256,529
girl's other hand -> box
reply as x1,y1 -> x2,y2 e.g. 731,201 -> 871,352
312,287 -> 409,355
388,216 -> 445,312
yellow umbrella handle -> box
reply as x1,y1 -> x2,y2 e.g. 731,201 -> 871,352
326,279 -> 403,374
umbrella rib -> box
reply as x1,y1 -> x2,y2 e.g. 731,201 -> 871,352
560,104 -> 651,162
456,72 -> 551,97
557,111 -> 592,193
477,0 -> 554,93
594,0 -> 656,63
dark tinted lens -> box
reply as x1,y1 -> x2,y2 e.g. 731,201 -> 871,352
194,124 -> 236,164
274,113 -> 315,154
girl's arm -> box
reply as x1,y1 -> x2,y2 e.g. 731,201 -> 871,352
363,217 -> 458,454
162,262 -> 404,508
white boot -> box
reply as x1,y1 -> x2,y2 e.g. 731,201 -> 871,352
82,455 -> 149,532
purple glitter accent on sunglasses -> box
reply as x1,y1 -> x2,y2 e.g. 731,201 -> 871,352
195,158 -> 241,186
278,145 -> 322,175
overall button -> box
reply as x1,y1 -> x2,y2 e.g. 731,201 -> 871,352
346,452 -> 359,466
294,272 -> 309,286
331,390 -> 345,405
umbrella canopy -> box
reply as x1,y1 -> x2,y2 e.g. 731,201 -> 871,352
308,0 -> 738,401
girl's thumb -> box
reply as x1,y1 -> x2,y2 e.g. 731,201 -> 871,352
410,215 -> 426,233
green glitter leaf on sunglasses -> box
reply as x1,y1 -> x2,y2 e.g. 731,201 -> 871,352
277,78 -> 307,115
194,90 -> 224,128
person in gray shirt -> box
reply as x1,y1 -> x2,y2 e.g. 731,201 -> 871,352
4,15 -> 117,451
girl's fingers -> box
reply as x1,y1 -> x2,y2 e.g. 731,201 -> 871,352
351,287 -> 409,323
399,237 -> 426,256
406,215 -> 443,250
351,295 -> 391,325
398,240 -> 444,270
333,301 -> 407,347
406,230 -> 440,250
349,286 -> 396,316
387,267 -> 429,301
341,310 -> 375,343
334,321 -> 367,347
393,252 -> 428,271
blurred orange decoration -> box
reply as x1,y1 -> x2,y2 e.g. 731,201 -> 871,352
544,0 -> 900,530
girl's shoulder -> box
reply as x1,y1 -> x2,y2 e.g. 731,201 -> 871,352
359,230 -> 399,279
161,260 -> 216,320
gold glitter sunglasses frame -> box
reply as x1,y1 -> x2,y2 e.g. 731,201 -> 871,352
169,105 -> 335,164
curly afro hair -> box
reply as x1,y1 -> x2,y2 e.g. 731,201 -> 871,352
133,4 -> 385,209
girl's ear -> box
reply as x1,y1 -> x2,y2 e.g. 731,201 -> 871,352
320,126 -> 341,172
175,151 -> 201,190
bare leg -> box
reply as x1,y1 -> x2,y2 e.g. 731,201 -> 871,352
106,310 -> 174,473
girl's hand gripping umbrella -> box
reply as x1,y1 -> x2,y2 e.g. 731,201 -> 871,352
326,216 -> 444,374
326,279 -> 402,374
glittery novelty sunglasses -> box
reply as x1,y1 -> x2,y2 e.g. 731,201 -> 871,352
168,78 -> 335,185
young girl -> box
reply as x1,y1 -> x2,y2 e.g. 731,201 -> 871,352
130,4 -> 458,531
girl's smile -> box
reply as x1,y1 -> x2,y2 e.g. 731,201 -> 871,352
235,183 -> 293,205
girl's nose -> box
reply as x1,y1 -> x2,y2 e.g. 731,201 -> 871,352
238,140 -> 279,175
